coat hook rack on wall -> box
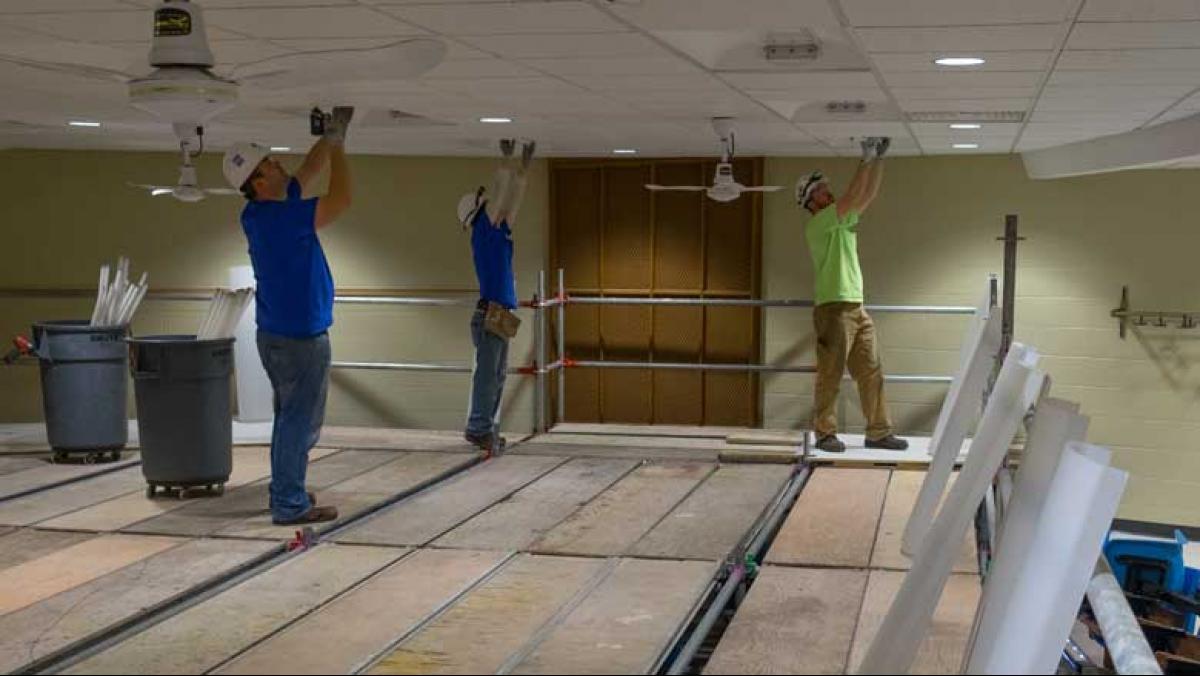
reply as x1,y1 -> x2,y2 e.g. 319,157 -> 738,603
1111,286 -> 1200,339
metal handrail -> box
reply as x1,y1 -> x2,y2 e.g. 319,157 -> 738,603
552,294 -> 977,315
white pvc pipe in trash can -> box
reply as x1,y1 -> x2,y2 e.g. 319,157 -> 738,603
230,266 -> 273,423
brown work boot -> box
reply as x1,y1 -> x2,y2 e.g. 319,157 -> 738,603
866,435 -> 909,451
815,434 -> 846,453
273,504 -> 338,526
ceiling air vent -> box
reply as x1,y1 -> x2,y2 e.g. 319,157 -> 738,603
906,111 -> 1025,123
826,101 -> 868,114
764,31 -> 821,61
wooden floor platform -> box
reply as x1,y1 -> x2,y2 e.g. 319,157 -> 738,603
0,425 -> 796,675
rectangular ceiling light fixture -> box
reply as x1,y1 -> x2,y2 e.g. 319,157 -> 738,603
763,31 -> 821,61
907,111 -> 1025,123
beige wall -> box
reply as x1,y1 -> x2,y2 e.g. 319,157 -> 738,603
0,149 -> 548,434
762,155 -> 1200,527
1,149 -> 1196,527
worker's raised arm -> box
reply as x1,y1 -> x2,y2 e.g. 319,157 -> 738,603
294,138 -> 330,196
313,107 -> 353,230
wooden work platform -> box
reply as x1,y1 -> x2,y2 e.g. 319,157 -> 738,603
706,465 -> 982,675
0,426 -> 795,675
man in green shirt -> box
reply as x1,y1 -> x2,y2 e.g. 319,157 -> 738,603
795,137 -> 908,453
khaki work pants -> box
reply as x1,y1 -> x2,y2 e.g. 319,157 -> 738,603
812,302 -> 893,440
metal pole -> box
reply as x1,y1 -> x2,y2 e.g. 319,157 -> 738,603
557,268 -> 566,427
1000,214 -> 1022,361
535,270 -> 547,434
1087,557 -> 1163,675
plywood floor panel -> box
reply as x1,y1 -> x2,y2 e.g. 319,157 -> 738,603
217,548 -> 509,675
65,544 -> 405,675
434,457 -> 638,552
870,470 -> 979,573
335,455 -> 566,547
530,462 -> 714,557
511,558 -> 718,675
0,538 -> 274,674
704,566 -> 868,675
631,464 -> 791,561
848,571 -> 982,675
368,554 -> 606,675
765,468 -> 891,568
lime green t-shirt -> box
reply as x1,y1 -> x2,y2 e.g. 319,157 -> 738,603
805,204 -> 864,305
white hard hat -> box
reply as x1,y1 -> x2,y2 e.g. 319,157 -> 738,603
795,170 -> 825,208
457,187 -> 486,228
222,142 -> 269,191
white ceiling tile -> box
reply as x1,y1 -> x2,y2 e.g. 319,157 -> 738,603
1047,68 -> 1200,86
427,76 -> 584,95
610,0 -> 843,32
460,32 -> 667,59
911,122 -> 1023,137
1029,109 -> 1159,122
422,58 -> 538,79
921,138 -> 1013,154
1068,21 -> 1200,50
204,6 -> 426,40
900,98 -> 1034,112
564,73 -> 727,92
881,71 -> 1043,88
842,0 -> 1074,27
892,87 -> 1039,101
520,56 -> 700,77
723,71 -> 879,91
874,51 -> 1053,72
1079,0 -> 1200,22
798,121 -> 910,139
0,1 -> 135,11
378,1 -> 621,36
271,37 -> 484,61
858,25 -> 1062,52
1057,48 -> 1200,71
0,10 -> 237,42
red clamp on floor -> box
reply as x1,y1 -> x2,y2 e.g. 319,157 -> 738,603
286,526 -> 317,552
2,335 -> 33,365
562,358 -> 579,368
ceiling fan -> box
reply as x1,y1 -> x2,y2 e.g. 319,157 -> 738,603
0,0 -> 447,149
645,117 -> 783,203
128,136 -> 240,203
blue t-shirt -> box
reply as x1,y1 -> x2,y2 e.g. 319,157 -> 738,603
240,178 -> 334,338
470,207 -> 518,310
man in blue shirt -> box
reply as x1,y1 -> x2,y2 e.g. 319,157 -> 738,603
221,107 -> 353,525
457,138 -> 535,452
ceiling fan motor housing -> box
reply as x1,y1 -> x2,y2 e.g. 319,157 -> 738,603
129,0 -> 238,128
149,0 -> 215,68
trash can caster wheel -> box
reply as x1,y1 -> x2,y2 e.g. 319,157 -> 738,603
83,452 -> 100,465
110,451 -> 122,462
214,484 -> 225,496
52,451 -> 69,464
146,485 -> 156,499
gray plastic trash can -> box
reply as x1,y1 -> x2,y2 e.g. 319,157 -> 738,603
129,335 -> 234,497
32,320 -> 128,462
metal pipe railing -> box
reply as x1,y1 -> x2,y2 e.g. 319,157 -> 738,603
566,359 -> 953,383
555,295 -> 976,315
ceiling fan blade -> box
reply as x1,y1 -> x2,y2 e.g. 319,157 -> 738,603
236,38 -> 447,90
0,41 -> 139,83
738,185 -> 784,192
204,188 -> 242,196
645,184 -> 708,191
128,182 -> 173,193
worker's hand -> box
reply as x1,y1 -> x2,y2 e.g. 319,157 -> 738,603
874,136 -> 892,159
324,106 -> 355,146
521,139 -> 536,169
860,137 -> 875,161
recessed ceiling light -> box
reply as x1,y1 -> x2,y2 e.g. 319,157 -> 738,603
479,117 -> 512,124
935,57 -> 986,66
953,143 -> 980,149
68,120 -> 101,127
613,149 -> 637,155
270,146 -> 291,152
950,123 -> 982,130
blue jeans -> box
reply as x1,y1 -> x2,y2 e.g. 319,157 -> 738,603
466,308 -> 509,436
256,330 -> 330,522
